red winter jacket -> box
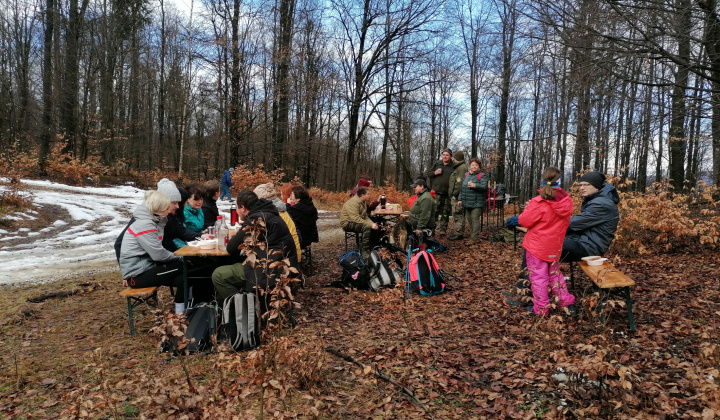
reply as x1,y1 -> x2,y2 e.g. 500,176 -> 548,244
518,188 -> 573,263
408,190 -> 436,209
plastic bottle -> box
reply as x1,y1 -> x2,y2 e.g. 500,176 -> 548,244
215,216 -> 228,251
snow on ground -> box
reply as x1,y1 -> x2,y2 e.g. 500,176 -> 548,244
0,179 -> 239,286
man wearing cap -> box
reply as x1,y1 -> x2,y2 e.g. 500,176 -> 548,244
427,148 -> 454,233
447,151 -> 467,240
409,178 -> 436,236
220,167 -> 235,201
340,187 -> 380,261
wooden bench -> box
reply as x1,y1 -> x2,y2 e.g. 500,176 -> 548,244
119,287 -> 160,336
571,261 -> 636,331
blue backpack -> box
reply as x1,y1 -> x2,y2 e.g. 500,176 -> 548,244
337,250 -> 371,289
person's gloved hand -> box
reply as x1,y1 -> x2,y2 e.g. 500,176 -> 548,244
506,216 -> 520,228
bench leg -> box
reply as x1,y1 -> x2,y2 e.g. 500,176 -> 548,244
126,290 -> 159,336
622,286 -> 636,331
570,262 -> 576,292
595,286 -> 636,331
126,297 -> 136,336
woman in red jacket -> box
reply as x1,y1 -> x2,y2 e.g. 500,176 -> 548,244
518,167 -> 576,316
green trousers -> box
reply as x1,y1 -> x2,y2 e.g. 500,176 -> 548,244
452,198 -> 465,236
212,263 -> 246,303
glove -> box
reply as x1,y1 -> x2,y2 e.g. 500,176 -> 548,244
506,216 -> 520,228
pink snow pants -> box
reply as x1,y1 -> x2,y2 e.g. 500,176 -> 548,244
526,251 -> 575,316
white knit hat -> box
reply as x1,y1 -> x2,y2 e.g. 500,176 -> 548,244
157,178 -> 181,202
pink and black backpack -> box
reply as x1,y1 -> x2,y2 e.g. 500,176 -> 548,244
407,250 -> 445,296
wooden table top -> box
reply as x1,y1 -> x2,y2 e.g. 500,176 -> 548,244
174,244 -> 230,257
372,208 -> 407,216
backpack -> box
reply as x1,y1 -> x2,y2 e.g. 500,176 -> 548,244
465,172 -> 484,181
222,292 -> 261,352
184,303 -> 218,353
408,250 -> 445,296
337,249 -> 371,289
425,238 -> 447,253
114,217 -> 135,262
367,247 -> 398,292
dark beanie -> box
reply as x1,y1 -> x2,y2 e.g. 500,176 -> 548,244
442,148 -> 452,156
453,151 -> 465,161
579,172 -> 605,190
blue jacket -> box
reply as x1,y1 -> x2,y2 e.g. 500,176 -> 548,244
566,183 -> 621,256
221,170 -> 233,186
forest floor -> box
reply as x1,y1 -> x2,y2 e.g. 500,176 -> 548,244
1,210 -> 719,419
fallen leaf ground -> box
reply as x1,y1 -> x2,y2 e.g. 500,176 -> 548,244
1,215 -> 719,419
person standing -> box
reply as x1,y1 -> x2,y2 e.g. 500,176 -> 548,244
517,167 -> 575,316
456,158 -> 489,241
220,167 -> 235,201
340,187 -> 379,262
448,151 -> 468,240
427,148 -> 454,234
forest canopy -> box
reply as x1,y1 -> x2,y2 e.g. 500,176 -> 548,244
0,0 -> 718,195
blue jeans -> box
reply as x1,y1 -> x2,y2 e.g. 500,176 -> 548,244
220,183 -> 232,200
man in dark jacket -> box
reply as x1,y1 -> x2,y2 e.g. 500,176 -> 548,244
427,148 -> 453,233
562,171 -> 620,261
212,190 -> 297,302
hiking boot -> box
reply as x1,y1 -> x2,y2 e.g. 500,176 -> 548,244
503,297 -> 524,308
448,235 -> 464,240
564,304 -> 578,315
501,290 -> 515,298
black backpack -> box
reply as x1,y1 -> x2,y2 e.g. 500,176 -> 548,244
184,304 -> 218,353
222,292 -> 261,352
408,250 -> 445,296
367,247 -> 398,292
114,217 -> 135,262
337,250 -> 371,289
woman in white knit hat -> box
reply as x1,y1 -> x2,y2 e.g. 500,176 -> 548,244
118,178 -> 189,314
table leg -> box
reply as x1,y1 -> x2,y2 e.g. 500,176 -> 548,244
182,257 -> 189,310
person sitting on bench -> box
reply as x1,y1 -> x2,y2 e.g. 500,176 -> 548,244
504,171 -> 621,307
340,187 -> 379,262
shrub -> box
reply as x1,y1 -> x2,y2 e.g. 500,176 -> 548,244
613,180 -> 720,255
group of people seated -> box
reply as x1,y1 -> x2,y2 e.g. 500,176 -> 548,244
340,152 -> 620,318
117,177 -> 319,313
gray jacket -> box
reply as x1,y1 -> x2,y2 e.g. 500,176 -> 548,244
119,202 -> 181,279
566,183 -> 621,256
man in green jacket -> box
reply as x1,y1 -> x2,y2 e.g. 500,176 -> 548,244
409,179 -> 436,236
448,151 -> 468,240
340,187 -> 379,261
